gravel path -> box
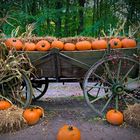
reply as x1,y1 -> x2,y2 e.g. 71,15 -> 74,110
40,82 -> 83,98
0,83 -> 140,140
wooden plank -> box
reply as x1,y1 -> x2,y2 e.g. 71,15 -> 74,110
20,48 -> 138,78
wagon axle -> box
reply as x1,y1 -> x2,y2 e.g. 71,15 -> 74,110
112,84 -> 124,95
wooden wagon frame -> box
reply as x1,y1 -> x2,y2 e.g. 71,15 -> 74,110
0,40 -> 140,117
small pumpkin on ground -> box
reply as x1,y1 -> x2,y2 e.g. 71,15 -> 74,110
0,99 -> 12,110
108,38 -> 122,49
64,43 -> 76,51
57,124 -> 81,140
36,40 -> 51,51
76,41 -> 91,51
51,40 -> 64,50
35,106 -> 44,118
24,42 -> 36,51
121,38 -> 137,48
5,38 -> 23,50
23,108 -> 40,125
92,39 -> 107,50
106,109 -> 124,125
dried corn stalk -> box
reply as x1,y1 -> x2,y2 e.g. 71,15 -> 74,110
0,43 -> 34,105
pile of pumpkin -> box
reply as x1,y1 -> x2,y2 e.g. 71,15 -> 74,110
2,36 -> 137,51
0,98 -> 44,133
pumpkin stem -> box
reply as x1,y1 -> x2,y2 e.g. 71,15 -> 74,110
68,126 -> 73,131
114,42 -> 118,46
13,39 -> 17,42
41,44 -> 45,47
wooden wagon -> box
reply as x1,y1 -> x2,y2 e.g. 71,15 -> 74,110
22,46 -> 140,116
0,40 -> 140,116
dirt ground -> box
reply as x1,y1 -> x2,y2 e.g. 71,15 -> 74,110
0,83 -> 140,140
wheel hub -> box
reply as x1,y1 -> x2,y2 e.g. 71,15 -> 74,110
112,84 -> 124,94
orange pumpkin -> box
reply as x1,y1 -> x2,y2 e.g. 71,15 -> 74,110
36,40 -> 51,51
24,42 -> 36,51
64,43 -> 76,51
121,38 -> 136,48
57,125 -> 81,140
76,41 -> 91,50
5,38 -> 23,50
108,38 -> 122,49
23,108 -> 40,125
106,109 -> 124,125
92,39 -> 107,50
51,40 -> 64,50
35,106 -> 44,118
0,100 -> 12,110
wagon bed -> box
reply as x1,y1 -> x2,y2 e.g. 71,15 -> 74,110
25,47 -> 139,81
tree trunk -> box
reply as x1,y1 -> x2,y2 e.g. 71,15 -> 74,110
64,0 -> 70,36
78,0 -> 85,34
55,1 -> 62,37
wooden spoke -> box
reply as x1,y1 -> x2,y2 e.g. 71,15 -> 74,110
117,60 -> 122,82
101,95 -> 113,113
90,92 -> 110,104
121,64 -> 135,82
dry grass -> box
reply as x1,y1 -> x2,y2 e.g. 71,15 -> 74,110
0,105 -> 27,133
123,103 -> 140,128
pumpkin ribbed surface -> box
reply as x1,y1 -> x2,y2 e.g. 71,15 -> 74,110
121,38 -> 136,48
24,42 -> 36,51
0,100 -> 12,110
57,125 -> 81,140
36,40 -> 51,51
106,109 -> 124,125
64,43 -> 76,51
109,38 -> 122,48
92,39 -> 107,50
35,106 -> 44,118
23,108 -> 40,125
5,38 -> 23,50
51,40 -> 64,50
76,41 -> 91,50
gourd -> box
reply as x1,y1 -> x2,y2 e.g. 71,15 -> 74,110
0,100 -> 12,110
5,38 -> 23,50
36,40 -> 51,51
106,109 -> 124,125
108,38 -> 122,48
121,38 -> 136,48
23,108 -> 40,125
76,41 -> 91,51
92,39 -> 107,50
51,40 -> 64,50
57,124 -> 81,140
24,42 -> 36,51
64,43 -> 76,51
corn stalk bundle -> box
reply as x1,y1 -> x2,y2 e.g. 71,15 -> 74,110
0,43 -> 34,104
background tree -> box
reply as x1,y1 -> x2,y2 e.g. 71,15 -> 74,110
0,0 -> 140,38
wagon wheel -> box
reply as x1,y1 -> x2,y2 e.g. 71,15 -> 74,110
31,77 -> 49,100
2,71 -> 33,108
83,55 -> 140,117
80,82 -> 100,99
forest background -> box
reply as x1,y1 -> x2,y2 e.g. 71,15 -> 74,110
0,0 -> 140,39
